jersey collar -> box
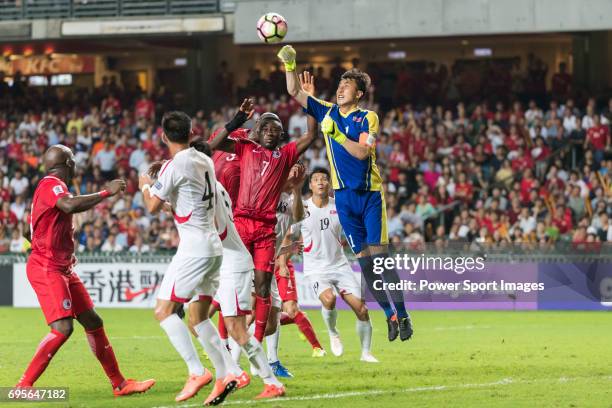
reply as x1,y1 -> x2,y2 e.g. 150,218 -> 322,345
338,105 -> 360,118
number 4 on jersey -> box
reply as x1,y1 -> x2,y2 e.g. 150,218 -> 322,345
201,171 -> 214,209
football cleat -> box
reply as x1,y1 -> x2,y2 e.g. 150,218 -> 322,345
270,361 -> 293,378
113,378 -> 156,396
399,316 -> 414,341
330,334 -> 343,356
387,315 -> 399,342
254,383 -> 286,399
312,347 -> 326,358
360,352 -> 379,363
235,371 -> 251,389
175,370 -> 212,402
204,374 -> 237,406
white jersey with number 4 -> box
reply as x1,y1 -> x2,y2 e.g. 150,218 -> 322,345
295,197 -> 350,276
150,147 -> 222,258
214,181 -> 254,274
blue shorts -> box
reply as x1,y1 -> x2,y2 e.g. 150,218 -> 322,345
334,189 -> 389,254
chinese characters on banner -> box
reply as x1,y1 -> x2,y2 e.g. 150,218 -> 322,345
13,262 -> 322,308
77,263 -> 164,307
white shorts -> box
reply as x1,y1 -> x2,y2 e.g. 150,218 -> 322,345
158,255 -> 222,303
217,269 -> 253,317
250,275 -> 282,309
307,265 -> 362,300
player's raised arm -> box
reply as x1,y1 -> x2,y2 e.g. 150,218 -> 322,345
295,114 -> 319,155
208,98 -> 254,152
278,45 -> 309,108
55,179 -> 125,214
289,163 -> 306,222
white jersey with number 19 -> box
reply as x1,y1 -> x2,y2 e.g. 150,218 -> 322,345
150,147 -> 222,258
294,197 -> 350,277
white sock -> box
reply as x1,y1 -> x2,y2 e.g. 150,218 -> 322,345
193,319 -> 232,379
242,337 -> 282,387
265,328 -> 280,363
321,307 -> 339,336
356,319 -> 372,353
160,314 -> 204,376
228,337 -> 243,365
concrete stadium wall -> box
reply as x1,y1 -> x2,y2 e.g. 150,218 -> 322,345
234,0 -> 612,44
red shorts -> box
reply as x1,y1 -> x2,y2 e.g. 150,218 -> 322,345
26,255 -> 94,325
274,260 -> 298,302
235,216 -> 276,273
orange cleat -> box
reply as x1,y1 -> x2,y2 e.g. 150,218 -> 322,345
113,378 -> 156,396
204,374 -> 237,406
235,371 -> 251,390
254,383 -> 285,400
236,371 -> 251,390
175,370 -> 213,402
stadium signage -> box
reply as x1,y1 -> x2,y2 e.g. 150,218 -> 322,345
61,17 -> 224,36
0,55 -> 94,76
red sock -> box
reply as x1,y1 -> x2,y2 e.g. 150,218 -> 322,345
280,312 -> 294,325
17,329 -> 68,386
86,327 -> 125,389
254,295 -> 271,342
294,311 -> 322,349
218,311 -> 228,340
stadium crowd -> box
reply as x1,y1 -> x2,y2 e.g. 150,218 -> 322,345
0,58 -> 611,254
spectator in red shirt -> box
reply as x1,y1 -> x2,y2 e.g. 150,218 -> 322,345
0,202 -> 18,228
101,92 -> 121,114
520,168 -> 536,203
134,93 -> 155,121
552,204 -> 573,234
454,172 -> 474,204
389,141 -> 408,183
511,147 -> 534,172
585,115 -> 610,164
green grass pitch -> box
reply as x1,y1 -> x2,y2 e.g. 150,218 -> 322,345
0,308 -> 611,407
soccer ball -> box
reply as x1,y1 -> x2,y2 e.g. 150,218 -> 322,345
256,12 -> 288,44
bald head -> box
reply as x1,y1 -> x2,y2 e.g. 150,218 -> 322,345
44,145 -> 74,176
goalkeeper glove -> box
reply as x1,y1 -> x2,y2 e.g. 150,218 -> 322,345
277,45 -> 297,72
321,116 -> 347,145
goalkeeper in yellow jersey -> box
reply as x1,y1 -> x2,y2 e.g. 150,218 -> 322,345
278,45 -> 412,342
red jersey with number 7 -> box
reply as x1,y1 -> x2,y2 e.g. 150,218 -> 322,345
234,140 -> 299,224
209,128 -> 250,208
30,175 -> 75,270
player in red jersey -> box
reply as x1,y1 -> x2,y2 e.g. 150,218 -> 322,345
207,114 -> 283,348
16,145 -> 155,396
209,99 -> 318,343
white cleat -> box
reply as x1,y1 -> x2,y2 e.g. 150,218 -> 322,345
330,334 -> 344,357
360,352 -> 379,363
